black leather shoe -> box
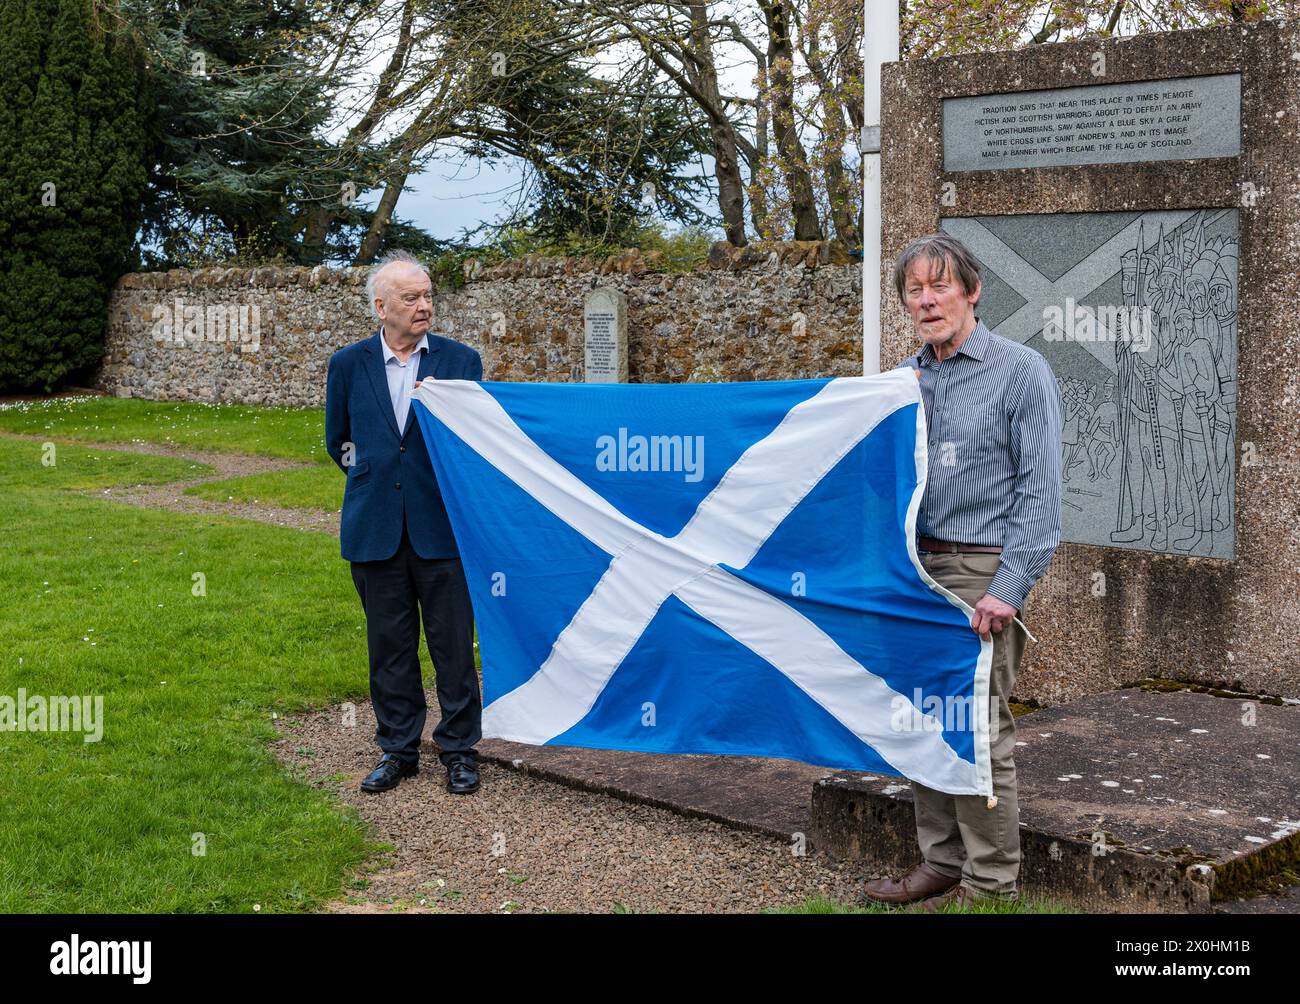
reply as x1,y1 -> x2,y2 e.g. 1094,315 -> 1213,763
360,754 -> 417,793
446,761 -> 480,795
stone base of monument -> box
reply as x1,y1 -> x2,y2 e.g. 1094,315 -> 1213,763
811,689 -> 1299,913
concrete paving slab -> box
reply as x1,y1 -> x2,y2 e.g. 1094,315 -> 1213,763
811,690 -> 1299,912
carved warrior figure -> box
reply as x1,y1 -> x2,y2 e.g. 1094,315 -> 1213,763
1084,378 -> 1118,483
1109,214 -> 1236,552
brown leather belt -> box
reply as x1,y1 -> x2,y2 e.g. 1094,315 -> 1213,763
917,537 -> 1002,554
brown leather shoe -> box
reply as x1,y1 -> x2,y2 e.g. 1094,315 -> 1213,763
863,862 -> 960,904
921,882 -> 982,912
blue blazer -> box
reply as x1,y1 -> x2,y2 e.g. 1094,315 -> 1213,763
325,330 -> 483,562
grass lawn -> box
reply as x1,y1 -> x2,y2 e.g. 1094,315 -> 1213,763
0,395 -> 327,461
775,894 -> 1074,914
185,465 -> 343,512
0,395 -> 346,512
0,428 -> 374,912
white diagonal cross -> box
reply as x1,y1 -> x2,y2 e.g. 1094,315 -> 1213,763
413,372 -> 991,795
943,213 -> 1205,372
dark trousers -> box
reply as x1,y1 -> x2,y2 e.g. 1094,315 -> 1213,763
349,524 -> 481,768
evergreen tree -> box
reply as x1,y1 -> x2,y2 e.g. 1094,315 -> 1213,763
126,0 -> 347,267
0,0 -> 148,392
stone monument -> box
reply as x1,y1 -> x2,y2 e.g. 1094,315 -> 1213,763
880,21 -> 1299,701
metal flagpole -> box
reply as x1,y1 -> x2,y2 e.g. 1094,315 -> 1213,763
863,1 -> 900,375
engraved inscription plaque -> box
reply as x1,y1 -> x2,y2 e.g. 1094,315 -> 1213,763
584,287 -> 628,383
943,74 -> 1240,172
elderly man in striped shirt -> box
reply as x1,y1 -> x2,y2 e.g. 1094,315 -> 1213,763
865,232 -> 1063,909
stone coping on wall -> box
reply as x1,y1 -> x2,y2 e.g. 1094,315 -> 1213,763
115,240 -> 855,292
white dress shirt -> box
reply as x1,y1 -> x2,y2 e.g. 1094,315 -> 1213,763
380,328 -> 429,432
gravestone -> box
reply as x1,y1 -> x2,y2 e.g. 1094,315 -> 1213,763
880,21 -> 1300,701
584,287 -> 628,383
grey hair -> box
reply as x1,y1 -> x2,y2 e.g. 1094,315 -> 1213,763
893,233 -> 982,306
366,250 -> 431,320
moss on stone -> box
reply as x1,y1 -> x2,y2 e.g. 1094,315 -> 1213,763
1121,677 -> 1284,706
1209,830 -> 1300,901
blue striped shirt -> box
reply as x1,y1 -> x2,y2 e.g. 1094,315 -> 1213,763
895,318 -> 1064,610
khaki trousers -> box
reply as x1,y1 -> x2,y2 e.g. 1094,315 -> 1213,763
911,551 -> 1028,896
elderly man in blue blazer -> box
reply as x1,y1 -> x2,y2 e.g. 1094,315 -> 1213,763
325,250 -> 484,795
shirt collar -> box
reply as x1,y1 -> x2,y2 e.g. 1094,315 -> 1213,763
917,317 -> 989,366
380,328 -> 429,365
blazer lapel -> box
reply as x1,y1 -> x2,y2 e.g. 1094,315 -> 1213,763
362,331 -> 402,441
402,335 -> 443,440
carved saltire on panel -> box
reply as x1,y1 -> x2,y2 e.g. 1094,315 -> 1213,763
941,209 -> 1239,559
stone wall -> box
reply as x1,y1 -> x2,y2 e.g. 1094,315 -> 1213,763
880,20 -> 1300,701
95,242 -> 862,408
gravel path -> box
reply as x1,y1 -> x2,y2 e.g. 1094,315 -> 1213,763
274,696 -> 878,914
0,431 -> 339,534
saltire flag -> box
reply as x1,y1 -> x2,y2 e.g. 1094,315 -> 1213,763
413,370 -> 993,796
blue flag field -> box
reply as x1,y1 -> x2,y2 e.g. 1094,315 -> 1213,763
413,370 -> 994,796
